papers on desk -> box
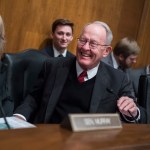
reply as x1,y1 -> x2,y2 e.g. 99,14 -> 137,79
0,116 -> 36,130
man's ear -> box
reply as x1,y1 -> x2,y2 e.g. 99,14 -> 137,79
103,46 -> 112,58
70,36 -> 73,41
118,54 -> 124,61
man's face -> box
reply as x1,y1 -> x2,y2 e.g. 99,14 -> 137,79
51,25 -> 73,52
120,54 -> 138,69
125,55 -> 138,68
76,24 -> 111,70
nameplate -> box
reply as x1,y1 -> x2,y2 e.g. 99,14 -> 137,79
61,113 -> 122,132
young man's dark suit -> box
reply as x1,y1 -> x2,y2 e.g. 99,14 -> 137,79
41,45 -> 74,58
14,57 -> 147,123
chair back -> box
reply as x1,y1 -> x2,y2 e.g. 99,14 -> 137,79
138,75 -> 150,123
2,49 -> 49,110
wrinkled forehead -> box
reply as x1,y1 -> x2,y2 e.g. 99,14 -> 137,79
80,24 -> 107,42
83,23 -> 106,33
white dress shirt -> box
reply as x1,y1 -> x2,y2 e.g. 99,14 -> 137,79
53,45 -> 67,57
76,61 -> 100,81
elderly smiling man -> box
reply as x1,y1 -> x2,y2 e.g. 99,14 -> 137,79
14,21 -> 147,124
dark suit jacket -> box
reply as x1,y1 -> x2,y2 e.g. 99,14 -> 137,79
102,53 -> 114,67
14,57 -> 147,123
0,61 -> 13,117
102,53 -> 148,97
41,45 -> 74,58
102,53 -> 137,94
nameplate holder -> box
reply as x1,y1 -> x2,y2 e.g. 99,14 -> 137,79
61,113 -> 122,132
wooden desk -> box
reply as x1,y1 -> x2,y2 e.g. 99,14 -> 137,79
0,124 -> 150,150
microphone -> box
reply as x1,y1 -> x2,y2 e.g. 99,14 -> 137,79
106,88 -> 138,123
0,103 -> 11,129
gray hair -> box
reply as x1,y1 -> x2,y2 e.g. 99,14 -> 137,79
92,21 -> 113,45
0,15 -> 5,51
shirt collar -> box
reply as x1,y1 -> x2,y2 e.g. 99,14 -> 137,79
53,45 -> 67,57
111,52 -> 119,69
76,61 -> 100,80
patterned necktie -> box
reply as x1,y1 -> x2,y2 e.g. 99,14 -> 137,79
78,71 -> 87,83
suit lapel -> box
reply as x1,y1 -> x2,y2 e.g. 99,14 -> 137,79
66,50 -> 75,58
44,58 -> 74,122
89,62 -> 109,113
45,46 -> 54,57
107,53 -> 113,67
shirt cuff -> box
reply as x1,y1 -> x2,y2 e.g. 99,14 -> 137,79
122,107 -> 140,123
13,114 -> 27,121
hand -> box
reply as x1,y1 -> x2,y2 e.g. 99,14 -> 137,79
117,96 -> 138,117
